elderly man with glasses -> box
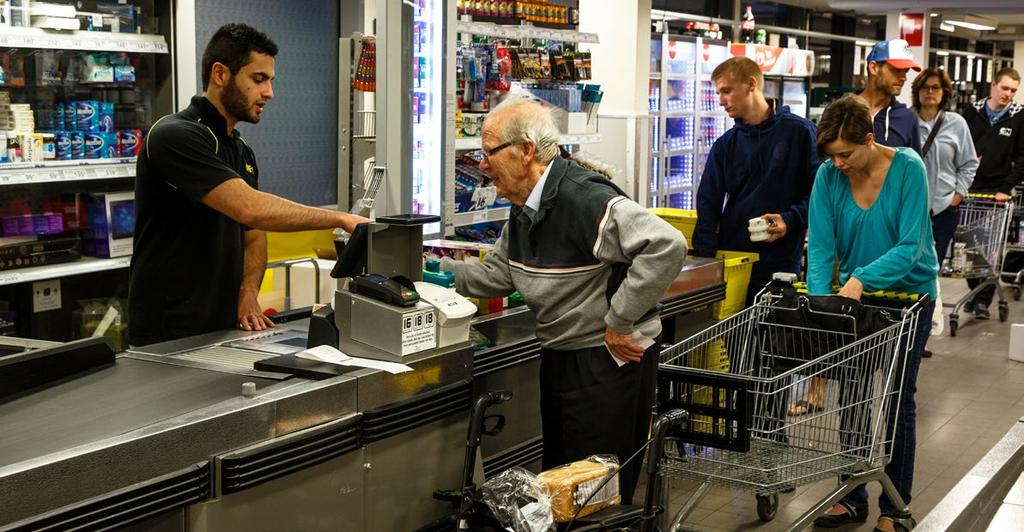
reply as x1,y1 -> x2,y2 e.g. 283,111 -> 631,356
441,98 -> 686,503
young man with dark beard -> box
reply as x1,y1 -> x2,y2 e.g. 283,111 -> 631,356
860,39 -> 922,154
128,24 -> 368,346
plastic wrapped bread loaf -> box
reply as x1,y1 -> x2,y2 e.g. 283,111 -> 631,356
536,455 -> 620,522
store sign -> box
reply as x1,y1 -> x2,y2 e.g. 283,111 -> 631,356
900,13 -> 925,47
730,44 -> 815,77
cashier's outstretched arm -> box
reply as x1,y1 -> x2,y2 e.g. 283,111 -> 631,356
238,230 -> 275,331
202,178 -> 370,232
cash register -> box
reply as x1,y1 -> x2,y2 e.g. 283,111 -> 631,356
257,215 -> 475,376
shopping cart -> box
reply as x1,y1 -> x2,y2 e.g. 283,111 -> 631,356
942,195 -> 1014,335
655,283 -> 927,532
1001,197 -> 1024,302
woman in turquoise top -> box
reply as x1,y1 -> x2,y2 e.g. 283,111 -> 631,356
807,94 -> 937,532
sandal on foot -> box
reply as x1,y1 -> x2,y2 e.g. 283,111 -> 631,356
788,399 -> 823,416
813,503 -> 867,528
873,516 -> 896,532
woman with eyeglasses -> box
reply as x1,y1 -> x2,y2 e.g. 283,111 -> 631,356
808,94 -> 937,532
911,68 -> 977,334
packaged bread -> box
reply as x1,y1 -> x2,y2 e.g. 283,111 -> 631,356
536,455 -> 620,522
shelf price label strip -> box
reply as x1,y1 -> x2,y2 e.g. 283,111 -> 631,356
455,21 -> 599,44
0,30 -> 168,53
0,257 -> 132,286
0,160 -> 135,186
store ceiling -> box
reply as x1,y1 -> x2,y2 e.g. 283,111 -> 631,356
804,0 -> 1022,13
786,0 -> 1024,35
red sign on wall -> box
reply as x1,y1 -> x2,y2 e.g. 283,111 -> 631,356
900,13 -> 925,47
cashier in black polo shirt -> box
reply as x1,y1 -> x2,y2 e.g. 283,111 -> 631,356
128,23 -> 367,346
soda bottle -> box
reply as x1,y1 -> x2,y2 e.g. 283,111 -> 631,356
741,5 -> 756,43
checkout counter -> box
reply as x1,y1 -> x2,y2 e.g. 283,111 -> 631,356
0,217 -> 724,532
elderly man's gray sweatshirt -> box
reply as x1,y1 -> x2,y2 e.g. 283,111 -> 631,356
442,156 -> 687,350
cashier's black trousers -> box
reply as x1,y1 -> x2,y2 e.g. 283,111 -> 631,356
539,339 -> 660,505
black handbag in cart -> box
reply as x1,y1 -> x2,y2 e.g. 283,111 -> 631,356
758,282 -> 901,375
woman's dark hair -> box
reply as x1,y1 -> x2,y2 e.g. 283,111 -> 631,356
815,94 -> 874,160
201,23 -> 278,89
911,68 -> 953,111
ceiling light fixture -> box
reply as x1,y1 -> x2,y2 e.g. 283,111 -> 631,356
947,20 -> 996,31
943,14 -> 997,31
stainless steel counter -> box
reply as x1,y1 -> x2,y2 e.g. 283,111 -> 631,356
0,323 -> 472,531
0,256 -> 723,531
0,357 -> 279,468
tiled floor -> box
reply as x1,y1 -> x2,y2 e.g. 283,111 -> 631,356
660,278 -> 1024,531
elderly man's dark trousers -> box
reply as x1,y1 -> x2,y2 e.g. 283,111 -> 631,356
539,340 -> 659,505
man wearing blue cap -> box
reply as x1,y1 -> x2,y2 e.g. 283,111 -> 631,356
859,39 -> 922,154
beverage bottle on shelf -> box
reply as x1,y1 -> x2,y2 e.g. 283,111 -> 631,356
741,5 -> 756,44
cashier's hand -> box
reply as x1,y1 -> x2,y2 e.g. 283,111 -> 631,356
340,213 -> 372,233
605,327 -> 645,364
237,290 -> 275,332
760,214 -> 787,243
837,277 -> 864,301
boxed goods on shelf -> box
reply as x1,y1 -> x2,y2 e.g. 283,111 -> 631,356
0,236 -> 81,271
81,191 -> 133,258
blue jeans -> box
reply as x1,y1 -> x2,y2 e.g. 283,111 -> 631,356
842,300 -> 934,516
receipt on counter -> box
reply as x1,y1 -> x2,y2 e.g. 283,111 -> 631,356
296,344 -> 413,374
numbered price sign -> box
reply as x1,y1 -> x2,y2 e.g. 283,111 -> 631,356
400,309 -> 437,355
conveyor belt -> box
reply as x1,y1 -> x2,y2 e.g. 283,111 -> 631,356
0,358 -> 276,468
171,346 -> 282,370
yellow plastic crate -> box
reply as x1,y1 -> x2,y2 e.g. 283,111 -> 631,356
714,250 -> 759,320
690,339 -> 730,435
649,208 -> 697,242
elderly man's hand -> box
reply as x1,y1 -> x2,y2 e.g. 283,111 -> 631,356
995,192 -> 1011,202
605,327 -> 645,363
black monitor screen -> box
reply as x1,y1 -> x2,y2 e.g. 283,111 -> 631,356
331,223 -> 369,279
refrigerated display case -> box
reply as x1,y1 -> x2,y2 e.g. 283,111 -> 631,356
762,77 -> 809,118
375,0 -> 453,235
411,1 -> 446,226
729,43 -> 813,120
649,34 -> 733,210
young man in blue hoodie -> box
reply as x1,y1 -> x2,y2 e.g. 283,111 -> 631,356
693,56 -> 819,304
861,39 -> 922,154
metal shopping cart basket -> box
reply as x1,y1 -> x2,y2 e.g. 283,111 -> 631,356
943,195 -> 1014,334
1002,194 -> 1024,302
655,282 -> 928,532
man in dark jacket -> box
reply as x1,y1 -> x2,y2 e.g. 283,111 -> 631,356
442,98 -> 686,504
962,67 -> 1022,319
860,39 -> 922,154
693,56 -> 819,303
